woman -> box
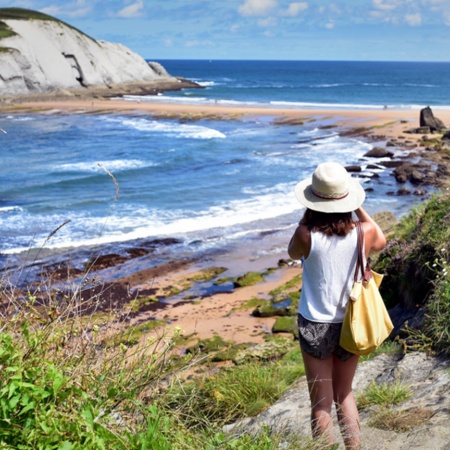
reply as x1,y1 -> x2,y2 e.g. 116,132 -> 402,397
288,162 -> 386,449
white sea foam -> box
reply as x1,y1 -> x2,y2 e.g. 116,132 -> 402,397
114,117 -> 226,139
54,159 -> 153,173
0,206 -> 22,213
1,184 -> 299,254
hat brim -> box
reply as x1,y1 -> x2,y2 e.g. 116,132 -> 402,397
294,176 -> 366,213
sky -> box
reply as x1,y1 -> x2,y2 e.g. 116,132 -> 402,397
1,0 -> 450,62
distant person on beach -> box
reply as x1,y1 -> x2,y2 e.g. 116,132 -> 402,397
288,162 -> 386,449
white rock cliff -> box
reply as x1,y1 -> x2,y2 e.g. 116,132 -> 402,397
0,17 -> 179,95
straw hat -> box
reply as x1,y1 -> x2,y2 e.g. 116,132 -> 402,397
294,162 -> 365,213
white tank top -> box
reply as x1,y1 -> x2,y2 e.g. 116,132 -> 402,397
299,227 -> 362,323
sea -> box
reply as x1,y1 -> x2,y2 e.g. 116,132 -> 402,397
1,60 -> 450,279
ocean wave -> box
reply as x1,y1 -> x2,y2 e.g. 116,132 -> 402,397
114,117 -> 226,139
0,206 -> 23,214
0,186 -> 298,254
114,95 -> 450,112
54,159 -> 154,173
119,94 -> 211,105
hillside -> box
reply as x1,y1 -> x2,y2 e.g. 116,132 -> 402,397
0,7 -> 197,97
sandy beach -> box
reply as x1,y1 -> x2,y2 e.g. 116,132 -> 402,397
3,97 -> 450,350
7,97 -> 449,139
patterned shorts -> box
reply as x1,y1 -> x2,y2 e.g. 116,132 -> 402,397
297,314 -> 355,361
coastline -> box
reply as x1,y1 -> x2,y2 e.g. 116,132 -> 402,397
4,96 -> 448,134
2,96 -> 449,348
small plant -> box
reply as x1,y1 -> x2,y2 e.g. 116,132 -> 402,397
368,406 -> 434,432
357,380 -> 412,410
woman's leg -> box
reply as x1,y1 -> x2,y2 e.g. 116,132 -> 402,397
332,354 -> 360,449
301,348 -> 335,445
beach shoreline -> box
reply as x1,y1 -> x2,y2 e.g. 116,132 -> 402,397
2,96 -> 449,349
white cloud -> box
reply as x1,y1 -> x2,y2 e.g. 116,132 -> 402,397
372,0 -> 400,11
325,21 -> 334,29
421,0 -> 446,4
40,1 -> 91,19
238,0 -> 278,17
282,2 -> 308,17
163,39 -> 174,47
405,12 -> 422,25
258,17 -> 277,27
118,0 -> 144,19
40,6 -> 62,16
66,7 -> 92,18
444,11 -> 450,25
186,40 -> 214,48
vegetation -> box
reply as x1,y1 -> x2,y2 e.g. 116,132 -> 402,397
357,381 -> 412,410
0,7 -> 95,45
374,191 -> 450,354
1,161 -> 450,446
0,281 -> 308,448
368,406 -> 434,432
357,380 -> 433,433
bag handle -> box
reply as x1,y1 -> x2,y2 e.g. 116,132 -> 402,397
354,221 -> 372,283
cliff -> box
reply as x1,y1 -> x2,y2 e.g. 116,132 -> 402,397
0,8 -> 198,97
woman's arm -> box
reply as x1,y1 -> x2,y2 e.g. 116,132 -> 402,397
354,206 -> 386,257
288,224 -> 311,260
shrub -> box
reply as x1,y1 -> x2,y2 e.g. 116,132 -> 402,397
375,192 -> 450,354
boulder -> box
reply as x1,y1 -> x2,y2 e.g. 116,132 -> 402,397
345,165 -> 362,172
420,106 -> 447,132
364,146 -> 394,158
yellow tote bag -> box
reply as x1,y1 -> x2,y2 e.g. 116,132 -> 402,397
339,223 -> 394,356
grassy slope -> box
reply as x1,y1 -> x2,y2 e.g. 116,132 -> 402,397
375,191 -> 450,354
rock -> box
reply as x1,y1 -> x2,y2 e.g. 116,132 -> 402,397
379,160 -> 405,168
224,352 -> 450,449
345,165 -> 362,172
420,106 -> 447,132
397,188 -> 411,196
233,340 -> 292,365
364,147 -> 394,158
393,165 -> 410,183
410,170 -> 425,184
442,130 -> 450,141
405,126 -> 431,134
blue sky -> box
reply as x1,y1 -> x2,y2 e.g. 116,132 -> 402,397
1,0 -> 450,61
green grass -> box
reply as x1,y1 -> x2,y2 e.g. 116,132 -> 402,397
375,192 -> 450,354
357,380 -> 412,410
159,356 -> 305,429
0,266 -> 307,449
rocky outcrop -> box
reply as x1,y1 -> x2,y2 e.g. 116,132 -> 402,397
224,352 -> 450,449
0,9 -> 197,96
419,106 -> 447,132
364,146 -> 394,158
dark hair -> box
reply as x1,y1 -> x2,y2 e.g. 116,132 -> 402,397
300,208 -> 354,237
